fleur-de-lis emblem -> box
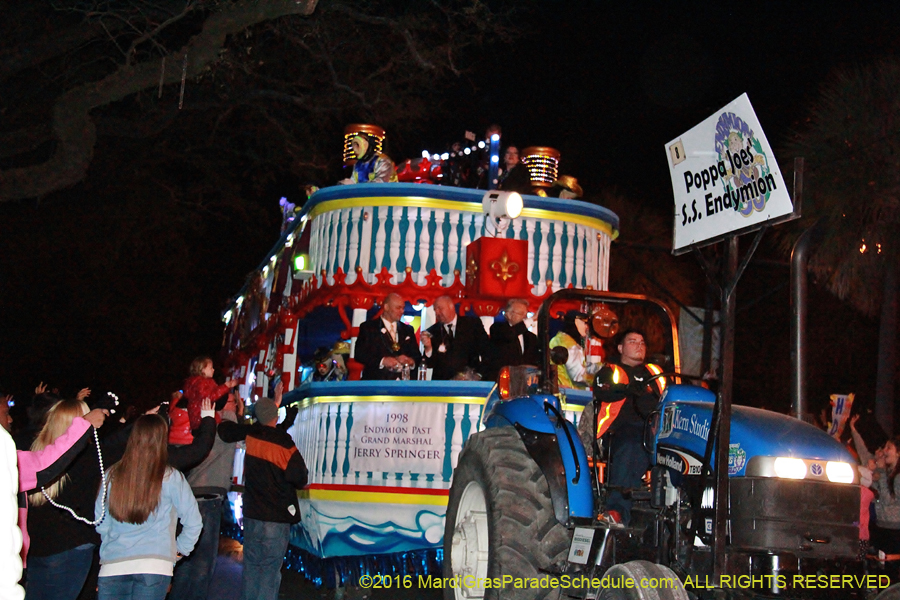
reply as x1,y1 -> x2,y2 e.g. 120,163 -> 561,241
490,249 -> 519,282
466,257 -> 479,280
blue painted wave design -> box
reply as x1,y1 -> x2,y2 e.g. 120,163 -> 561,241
291,502 -> 445,559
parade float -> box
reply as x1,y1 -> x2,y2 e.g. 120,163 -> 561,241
219,125 -> 620,586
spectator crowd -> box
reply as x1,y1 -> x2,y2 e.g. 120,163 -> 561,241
1,355 -> 307,600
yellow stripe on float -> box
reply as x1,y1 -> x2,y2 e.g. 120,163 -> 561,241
298,488 -> 449,506
292,395 -> 486,409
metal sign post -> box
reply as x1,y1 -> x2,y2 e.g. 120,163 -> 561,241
664,94 -> 798,582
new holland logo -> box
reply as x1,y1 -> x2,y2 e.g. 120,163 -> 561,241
810,463 -> 823,477
657,447 -> 703,475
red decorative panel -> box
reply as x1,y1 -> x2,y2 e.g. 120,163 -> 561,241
465,238 -> 530,298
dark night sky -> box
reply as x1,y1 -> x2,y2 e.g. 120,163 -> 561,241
1,1 -> 897,415
429,3 -> 900,207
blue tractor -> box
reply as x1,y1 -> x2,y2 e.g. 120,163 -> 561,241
443,289 -> 869,600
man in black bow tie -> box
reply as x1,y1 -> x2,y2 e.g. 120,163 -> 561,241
483,298 -> 541,381
354,293 -> 421,380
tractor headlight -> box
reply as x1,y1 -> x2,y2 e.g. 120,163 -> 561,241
773,457 -> 807,479
825,461 -> 855,484
746,456 -> 858,484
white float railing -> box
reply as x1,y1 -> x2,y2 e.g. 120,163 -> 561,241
302,184 -> 618,294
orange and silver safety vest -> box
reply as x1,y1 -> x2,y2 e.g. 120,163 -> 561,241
595,362 -> 664,438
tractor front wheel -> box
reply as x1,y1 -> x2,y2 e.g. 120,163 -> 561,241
443,427 -> 571,600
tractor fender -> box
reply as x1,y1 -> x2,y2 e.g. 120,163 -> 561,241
481,391 -> 594,522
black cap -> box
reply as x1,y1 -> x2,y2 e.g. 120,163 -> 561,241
564,309 -> 589,323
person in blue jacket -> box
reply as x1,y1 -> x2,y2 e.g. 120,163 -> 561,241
95,415 -> 201,600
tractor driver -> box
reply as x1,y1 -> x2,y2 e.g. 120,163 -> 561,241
582,329 -> 665,525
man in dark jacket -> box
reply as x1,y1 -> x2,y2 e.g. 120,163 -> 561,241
353,293 -> 420,380
218,397 -> 308,600
585,329 -> 665,526
423,295 -> 490,380
484,298 -> 540,381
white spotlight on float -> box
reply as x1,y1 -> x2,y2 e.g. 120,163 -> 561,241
482,190 -> 523,237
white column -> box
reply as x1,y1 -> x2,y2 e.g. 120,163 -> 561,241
336,209 -> 349,277
347,404 -> 359,482
467,404 -> 481,440
585,230 -> 597,289
460,212 -> 474,250
404,207 -> 416,277
347,207 -> 362,284
326,211 -> 339,285
450,403 -> 465,470
550,222 -> 563,292
374,208 -> 388,282
315,215 -> 329,279
565,222 -> 576,289
309,217 -> 321,273
459,213 -> 475,284
447,212 -> 461,281
389,208 -> 401,279
358,209 -> 374,280
525,219 -> 537,293
335,402 -> 349,483
324,403 -> 338,483
574,226 -> 585,289
537,221 -> 550,295
418,208 -> 431,285
599,235 -> 611,290
314,404 -> 328,484
433,209 -> 446,282
473,214 -> 485,242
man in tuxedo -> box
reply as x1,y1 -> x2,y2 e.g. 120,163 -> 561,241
354,293 -> 421,380
483,298 -> 541,381
422,295 -> 490,380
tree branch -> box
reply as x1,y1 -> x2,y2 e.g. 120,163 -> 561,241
0,0 -> 319,201
324,2 -> 436,71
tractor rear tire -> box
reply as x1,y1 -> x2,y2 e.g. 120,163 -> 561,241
597,561 -> 689,600
443,426 -> 571,600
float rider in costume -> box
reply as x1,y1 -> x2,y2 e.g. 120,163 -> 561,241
345,133 -> 398,184
549,310 -> 591,389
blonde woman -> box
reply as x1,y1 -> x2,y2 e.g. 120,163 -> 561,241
24,399 -> 118,600
95,415 -> 201,600
14,401 -> 107,600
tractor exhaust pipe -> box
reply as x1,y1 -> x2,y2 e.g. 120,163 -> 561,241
790,224 -> 816,420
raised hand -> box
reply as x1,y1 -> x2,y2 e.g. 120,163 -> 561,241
84,408 -> 109,429
274,380 -> 284,407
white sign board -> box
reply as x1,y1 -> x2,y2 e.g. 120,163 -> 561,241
665,94 -> 794,254
349,402 -> 445,475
